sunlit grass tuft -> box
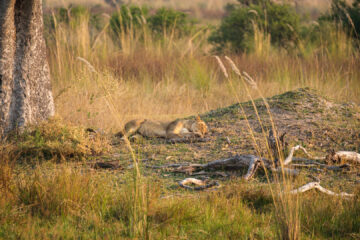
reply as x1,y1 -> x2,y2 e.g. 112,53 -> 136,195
5,117 -> 110,163
1,3 -> 359,239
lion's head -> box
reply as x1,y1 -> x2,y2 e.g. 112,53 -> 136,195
191,115 -> 208,137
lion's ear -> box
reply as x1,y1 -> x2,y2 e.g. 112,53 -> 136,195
196,115 -> 201,122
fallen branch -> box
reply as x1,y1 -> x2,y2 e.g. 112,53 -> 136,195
291,158 -> 350,171
290,182 -> 354,198
92,161 -> 122,170
175,155 -> 271,180
285,145 -> 309,165
284,145 -> 325,165
148,143 -> 358,181
151,154 -> 299,180
291,149 -> 360,164
190,171 -> 228,177
244,157 -> 261,180
166,137 -> 211,144
178,178 -> 219,191
145,163 -> 189,169
326,150 -> 360,164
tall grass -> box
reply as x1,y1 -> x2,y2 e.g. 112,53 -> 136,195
1,160 -> 358,239
215,55 -> 302,239
1,4 -> 359,239
44,12 -> 359,238
46,6 -> 360,132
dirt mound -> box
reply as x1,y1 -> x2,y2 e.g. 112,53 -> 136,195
116,88 -> 359,165
202,88 -> 360,155
110,88 -> 360,191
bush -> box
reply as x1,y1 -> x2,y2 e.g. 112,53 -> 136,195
44,6 -> 88,31
44,6 -> 105,34
56,5 -> 88,23
5,117 -> 110,163
299,21 -> 355,57
148,8 -> 195,36
209,0 -> 300,53
322,0 -> 360,40
110,5 -> 148,35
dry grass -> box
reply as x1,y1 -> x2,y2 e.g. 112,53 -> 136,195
53,52 -> 360,132
1,3 -> 359,239
2,117 -> 111,164
1,163 -> 359,239
47,10 -> 360,133
45,0 -> 238,12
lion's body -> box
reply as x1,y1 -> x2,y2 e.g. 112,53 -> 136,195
121,116 -> 208,139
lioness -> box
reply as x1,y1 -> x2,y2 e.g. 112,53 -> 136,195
117,116 -> 208,139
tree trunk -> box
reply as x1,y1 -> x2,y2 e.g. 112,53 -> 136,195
0,0 -> 54,137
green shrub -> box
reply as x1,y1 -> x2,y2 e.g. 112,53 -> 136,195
110,5 -> 148,35
148,8 -> 195,37
321,0 -> 360,41
57,6 -> 89,24
49,6 -> 88,24
44,6 -> 104,33
209,0 -> 300,53
299,21 -> 355,57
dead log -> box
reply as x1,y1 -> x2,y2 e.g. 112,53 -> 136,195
150,145 -> 358,181
201,155 -> 264,169
152,153 -> 298,180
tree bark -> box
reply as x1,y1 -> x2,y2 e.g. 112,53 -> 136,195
0,0 -> 54,137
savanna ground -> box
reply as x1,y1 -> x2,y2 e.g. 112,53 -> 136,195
1,0 -> 360,239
